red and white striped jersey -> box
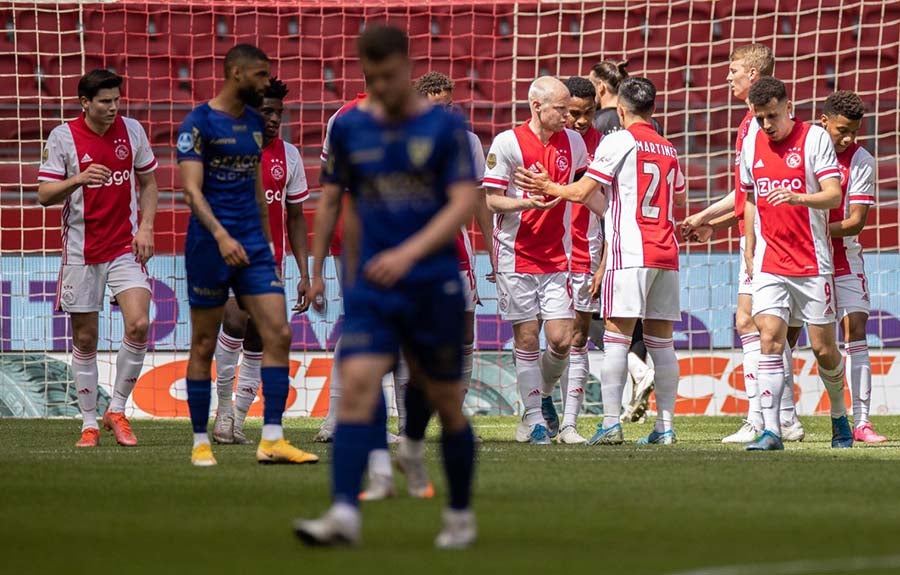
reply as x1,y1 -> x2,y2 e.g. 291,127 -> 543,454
733,109 -> 761,235
321,93 -> 367,257
38,114 -> 157,265
483,123 -> 588,274
262,137 -> 308,270
570,126 -> 604,274
740,119 -> 840,277
456,131 -> 486,272
830,143 -> 876,277
586,122 -> 684,271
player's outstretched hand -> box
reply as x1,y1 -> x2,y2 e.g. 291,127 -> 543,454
217,235 -> 249,267
307,276 -> 326,313
78,163 -> 112,187
364,247 -> 414,289
766,187 -> 801,207
293,276 -> 311,314
529,195 -> 563,210
743,251 -> 754,280
132,225 -> 154,264
590,266 -> 604,299
514,162 -> 550,196
679,222 -> 713,243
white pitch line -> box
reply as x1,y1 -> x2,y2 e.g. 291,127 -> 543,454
667,555 -> 900,575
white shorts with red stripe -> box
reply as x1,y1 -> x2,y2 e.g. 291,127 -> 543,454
570,272 -> 599,314
751,272 -> 836,326
56,252 -> 150,313
738,236 -> 753,296
460,268 -> 479,313
495,271 -> 573,324
601,267 -> 680,322
835,273 -> 870,319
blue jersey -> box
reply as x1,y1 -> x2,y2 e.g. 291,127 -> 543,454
176,103 -> 266,243
320,104 -> 476,285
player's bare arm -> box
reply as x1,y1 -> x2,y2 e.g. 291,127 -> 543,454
590,240 -> 609,299
514,162 -> 598,203
484,186 -> 560,213
474,188 -> 496,281
742,192 -> 757,279
180,159 -> 249,267
308,181 -> 342,312
830,203 -> 870,238
365,179 -> 479,288
287,200 -> 310,313
133,170 -> 159,264
37,163 -> 112,206
767,177 -> 841,209
681,190 -> 736,237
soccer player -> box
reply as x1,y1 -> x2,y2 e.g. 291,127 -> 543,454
588,59 -> 657,420
680,45 -> 805,443
820,91 -> 885,443
294,26 -> 478,548
483,76 -> 588,445
38,69 -> 158,448
516,77 -> 685,446
556,75 -> 603,444
176,44 -> 318,466
740,77 -> 852,451
211,77 -> 310,445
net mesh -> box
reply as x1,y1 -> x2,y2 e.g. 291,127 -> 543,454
1,1 -> 899,418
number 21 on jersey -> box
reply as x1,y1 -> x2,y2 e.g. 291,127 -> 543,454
641,162 -> 676,221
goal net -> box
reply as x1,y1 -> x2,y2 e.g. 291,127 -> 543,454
1,0 -> 898,419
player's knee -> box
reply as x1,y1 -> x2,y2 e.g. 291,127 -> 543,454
191,332 -> 218,362
125,316 -> 150,342
73,330 -> 98,353
547,332 -> 572,354
221,315 -> 247,339
570,330 -> 588,349
515,332 -> 540,351
260,322 -> 292,354
243,330 -> 263,353
735,310 -> 756,335
758,333 -> 785,356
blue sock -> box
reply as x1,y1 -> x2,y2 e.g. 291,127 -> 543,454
441,423 -> 476,510
185,378 -> 211,434
404,385 -> 432,440
332,423 -> 373,507
372,390 -> 388,450
261,366 -> 289,426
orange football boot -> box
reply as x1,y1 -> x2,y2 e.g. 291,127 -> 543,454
75,428 -> 100,448
102,411 -> 138,446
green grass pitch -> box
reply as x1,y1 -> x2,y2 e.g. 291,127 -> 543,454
3,416 -> 900,575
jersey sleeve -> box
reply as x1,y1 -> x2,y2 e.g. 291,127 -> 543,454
440,114 -> 476,188
176,110 -> 204,163
570,130 -> 589,180
37,126 -> 69,182
320,111 -> 338,164
467,131 -> 485,185
674,160 -> 686,195
284,143 -> 309,204
126,118 -> 158,174
319,115 -> 348,187
848,149 -> 876,205
482,131 -> 514,190
808,126 -> 841,183
739,142 -> 755,198
585,131 -> 631,186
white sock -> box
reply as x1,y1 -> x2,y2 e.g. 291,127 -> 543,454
846,340 -> 871,427
515,348 -> 544,427
367,448 -> 393,478
261,424 -> 283,441
740,332 -> 762,429
644,335 -> 678,433
73,347 -> 99,431
780,345 -> 797,425
109,337 -> 147,413
461,343 -> 474,390
540,345 -> 569,396
600,332 -> 631,428
758,354 -> 784,436
626,351 -> 650,381
561,345 -> 588,428
234,349 -> 262,421
193,432 -> 210,448
327,338 -> 342,422
214,332 -> 243,416
394,355 -> 409,434
819,356 -> 848,418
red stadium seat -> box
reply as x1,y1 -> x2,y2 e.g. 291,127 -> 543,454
647,2 -> 714,51
782,56 -> 833,103
836,52 -> 899,103
233,7 -> 280,42
12,8 -> 82,55
631,50 -> 687,94
122,55 -> 192,104
687,45 -> 732,105
0,54 -> 39,101
778,9 -> 844,57
854,5 -> 900,51
40,53 -> 122,99
713,0 -> 779,42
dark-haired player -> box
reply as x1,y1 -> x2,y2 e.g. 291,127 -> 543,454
820,90 -> 885,443
211,77 -> 311,444
177,44 -> 318,466
294,26 -> 479,548
516,77 -> 686,446
38,69 -> 159,448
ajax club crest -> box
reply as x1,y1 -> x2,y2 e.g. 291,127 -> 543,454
786,148 -> 802,169
270,159 -> 285,181
114,137 -> 130,161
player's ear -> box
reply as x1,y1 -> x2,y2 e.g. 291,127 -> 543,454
79,95 -> 89,110
819,114 -> 829,128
